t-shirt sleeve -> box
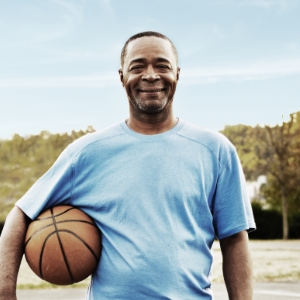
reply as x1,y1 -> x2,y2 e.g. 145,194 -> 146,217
16,146 -> 73,220
212,149 -> 256,240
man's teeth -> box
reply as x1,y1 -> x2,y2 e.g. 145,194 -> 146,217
142,89 -> 163,92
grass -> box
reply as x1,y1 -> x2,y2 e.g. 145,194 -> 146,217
17,240 -> 300,289
17,281 -> 90,290
17,263 -> 91,290
17,257 -> 90,290
212,239 -> 300,283
0,200 -> 14,223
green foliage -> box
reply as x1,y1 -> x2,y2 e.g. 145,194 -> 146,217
250,201 -> 300,239
249,201 -> 283,239
221,124 -> 269,180
289,214 -> 300,239
0,127 -> 95,223
258,113 -> 300,239
17,279 -> 89,290
222,112 -> 300,239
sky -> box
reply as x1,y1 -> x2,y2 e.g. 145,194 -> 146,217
0,0 -> 299,139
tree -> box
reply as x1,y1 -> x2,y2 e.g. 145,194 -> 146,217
0,126 -> 96,223
221,124 -> 268,180
260,113 -> 300,239
222,112 -> 300,239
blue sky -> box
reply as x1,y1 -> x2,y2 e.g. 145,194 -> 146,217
0,0 -> 299,139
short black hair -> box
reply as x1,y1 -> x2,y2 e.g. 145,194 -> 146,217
120,31 -> 178,67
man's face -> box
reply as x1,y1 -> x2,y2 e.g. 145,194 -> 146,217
120,37 -> 180,116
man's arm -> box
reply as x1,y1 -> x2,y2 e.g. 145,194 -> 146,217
219,230 -> 253,300
0,206 -> 30,300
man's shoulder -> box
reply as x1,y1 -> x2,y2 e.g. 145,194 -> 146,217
68,122 -> 124,157
179,121 -> 235,154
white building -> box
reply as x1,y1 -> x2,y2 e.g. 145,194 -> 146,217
246,175 -> 267,201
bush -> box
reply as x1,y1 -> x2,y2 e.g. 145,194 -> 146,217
249,201 -> 300,239
249,202 -> 283,239
289,214 -> 300,239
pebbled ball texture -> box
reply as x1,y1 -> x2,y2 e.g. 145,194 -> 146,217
24,205 -> 102,285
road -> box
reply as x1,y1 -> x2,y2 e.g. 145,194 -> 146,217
17,281 -> 300,299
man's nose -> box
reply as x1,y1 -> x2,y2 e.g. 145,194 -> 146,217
142,66 -> 160,81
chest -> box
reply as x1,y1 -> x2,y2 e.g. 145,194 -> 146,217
71,140 -> 219,214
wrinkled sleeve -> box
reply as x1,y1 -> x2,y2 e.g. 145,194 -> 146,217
16,146 -> 73,220
212,150 -> 256,240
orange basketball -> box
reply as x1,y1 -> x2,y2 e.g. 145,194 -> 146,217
24,205 -> 102,285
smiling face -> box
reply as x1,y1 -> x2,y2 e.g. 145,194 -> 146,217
119,36 -> 180,120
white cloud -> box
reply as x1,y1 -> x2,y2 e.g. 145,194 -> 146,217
0,47 -> 119,67
0,1 -> 82,49
98,0 -> 114,15
241,0 -> 275,9
1,59 -> 300,88
0,73 -> 119,88
180,59 -> 300,85
217,0 -> 298,10
287,42 -> 299,51
239,0 -> 297,10
51,0 -> 83,22
101,0 -> 111,6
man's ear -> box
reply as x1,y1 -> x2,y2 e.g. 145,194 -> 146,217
118,69 -> 124,86
177,67 -> 180,81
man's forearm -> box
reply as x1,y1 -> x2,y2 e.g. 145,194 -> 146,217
0,206 -> 30,300
219,231 -> 253,300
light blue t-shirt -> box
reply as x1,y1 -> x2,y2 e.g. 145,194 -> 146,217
17,119 -> 255,300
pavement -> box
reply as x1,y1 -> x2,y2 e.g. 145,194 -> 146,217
17,281 -> 300,299
214,282 -> 300,300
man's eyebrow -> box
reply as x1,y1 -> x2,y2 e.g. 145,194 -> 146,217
156,57 -> 171,64
128,57 -> 172,65
129,58 -> 147,65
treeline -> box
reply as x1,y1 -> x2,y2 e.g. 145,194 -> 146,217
1,112 -> 300,239
0,126 -> 95,222
221,111 -> 300,239
249,202 -> 300,239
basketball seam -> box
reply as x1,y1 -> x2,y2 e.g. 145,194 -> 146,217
37,207 -> 76,220
33,229 -> 99,283
39,231 -> 57,280
51,207 -> 75,284
25,220 -> 97,246
57,229 -> 100,263
25,207 -> 101,285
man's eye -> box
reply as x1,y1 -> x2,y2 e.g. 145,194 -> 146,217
130,65 -> 143,70
157,65 -> 169,69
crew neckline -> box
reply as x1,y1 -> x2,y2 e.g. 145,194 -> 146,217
120,118 -> 185,141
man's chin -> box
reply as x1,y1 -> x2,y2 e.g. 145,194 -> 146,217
128,96 -> 173,115
135,99 -> 166,113
138,105 -> 164,114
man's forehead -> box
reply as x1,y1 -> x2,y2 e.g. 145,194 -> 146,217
127,36 -> 171,49
125,37 -> 175,63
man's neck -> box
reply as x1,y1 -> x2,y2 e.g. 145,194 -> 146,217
126,112 -> 178,135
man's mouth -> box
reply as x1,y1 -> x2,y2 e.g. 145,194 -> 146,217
140,89 -> 165,93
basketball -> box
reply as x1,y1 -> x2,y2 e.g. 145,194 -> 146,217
24,205 -> 102,285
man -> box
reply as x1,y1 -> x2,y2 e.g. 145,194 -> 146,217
0,31 -> 255,300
